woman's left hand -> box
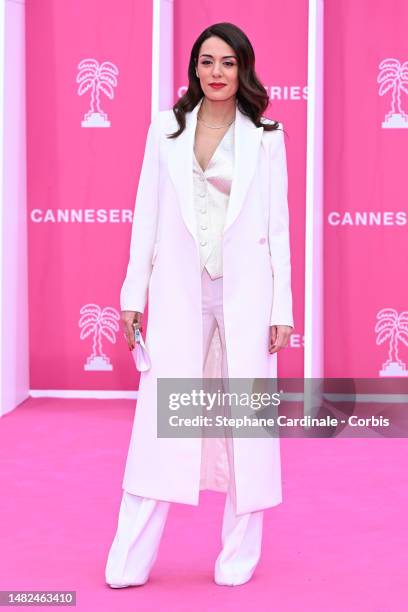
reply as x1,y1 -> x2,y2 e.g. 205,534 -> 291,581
269,325 -> 293,354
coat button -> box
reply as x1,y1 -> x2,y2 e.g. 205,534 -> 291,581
200,240 -> 207,246
200,225 -> 207,230
198,192 -> 206,197
200,209 -> 206,214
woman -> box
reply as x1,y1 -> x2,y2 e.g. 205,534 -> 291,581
105,22 -> 294,587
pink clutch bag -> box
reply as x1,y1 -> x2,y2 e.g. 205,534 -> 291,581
132,328 -> 151,372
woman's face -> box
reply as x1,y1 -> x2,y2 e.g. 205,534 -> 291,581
195,36 -> 239,102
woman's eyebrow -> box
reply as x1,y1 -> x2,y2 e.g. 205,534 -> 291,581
199,54 -> 237,59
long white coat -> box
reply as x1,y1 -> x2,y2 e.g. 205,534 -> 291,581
120,97 -> 294,515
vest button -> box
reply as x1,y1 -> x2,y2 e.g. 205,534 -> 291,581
200,209 -> 206,214
200,225 -> 207,230
200,241 -> 207,246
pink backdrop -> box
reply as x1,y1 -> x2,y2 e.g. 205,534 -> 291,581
325,0 -> 408,377
26,0 -> 408,391
26,0 -> 153,390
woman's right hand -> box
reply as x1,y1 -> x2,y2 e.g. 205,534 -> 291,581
121,311 -> 143,351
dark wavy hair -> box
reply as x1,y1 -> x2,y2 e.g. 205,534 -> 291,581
166,22 -> 281,139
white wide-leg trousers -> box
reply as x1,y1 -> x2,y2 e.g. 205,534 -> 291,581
105,269 -> 264,587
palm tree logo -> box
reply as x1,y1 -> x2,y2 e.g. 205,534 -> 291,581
76,58 -> 119,128
79,304 -> 120,371
378,58 -> 408,128
375,308 -> 408,376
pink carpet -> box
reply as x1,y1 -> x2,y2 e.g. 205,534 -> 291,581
0,397 -> 407,611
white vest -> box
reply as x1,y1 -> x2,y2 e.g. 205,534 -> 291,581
193,122 -> 234,279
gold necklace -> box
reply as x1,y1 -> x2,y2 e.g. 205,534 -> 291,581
197,112 -> 235,129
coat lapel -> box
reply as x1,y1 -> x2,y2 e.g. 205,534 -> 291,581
167,97 -> 264,249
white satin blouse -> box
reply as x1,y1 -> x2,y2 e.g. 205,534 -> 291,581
193,121 -> 235,279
